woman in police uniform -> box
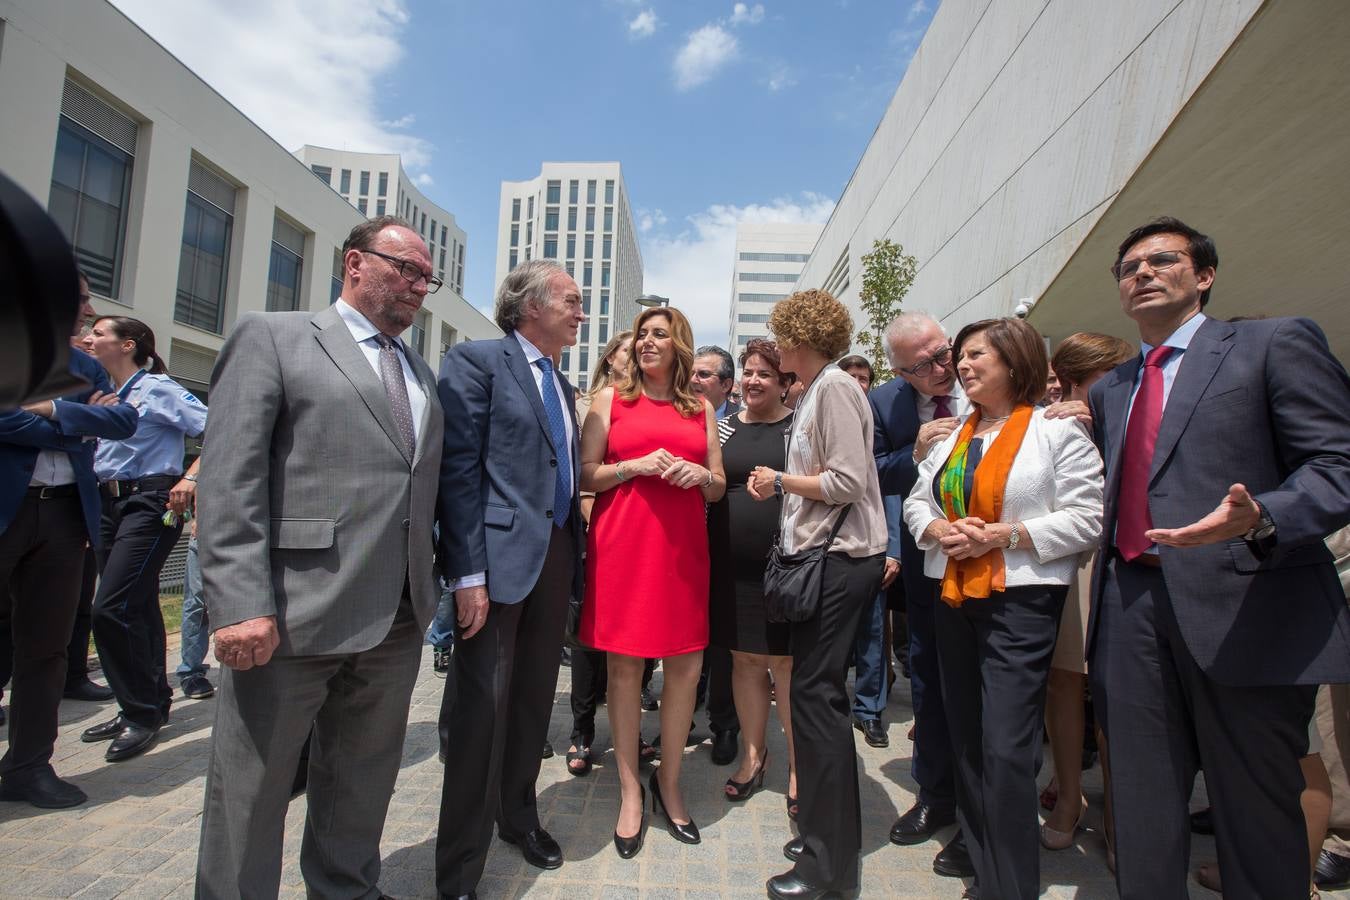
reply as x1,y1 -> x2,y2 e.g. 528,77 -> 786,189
78,316 -> 207,762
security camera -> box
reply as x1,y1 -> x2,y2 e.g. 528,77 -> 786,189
1013,297 -> 1035,319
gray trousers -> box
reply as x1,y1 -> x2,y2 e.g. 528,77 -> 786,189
195,601 -> 422,900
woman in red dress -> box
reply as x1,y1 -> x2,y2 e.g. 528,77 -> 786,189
579,305 -> 725,859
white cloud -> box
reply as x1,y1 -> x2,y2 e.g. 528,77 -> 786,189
414,172 -> 435,188
673,24 -> 739,90
766,65 -> 796,91
907,0 -> 930,22
730,3 -> 766,26
107,0 -> 433,170
636,207 -> 668,232
628,9 -> 658,38
640,193 -> 835,348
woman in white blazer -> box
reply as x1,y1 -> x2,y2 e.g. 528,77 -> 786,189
903,316 -> 1103,900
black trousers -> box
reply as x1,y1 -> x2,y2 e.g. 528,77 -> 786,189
703,644 -> 738,733
1093,555 -> 1315,900
569,648 -> 606,746
66,545 -> 98,687
92,490 -> 181,729
906,576 -> 957,809
936,583 -> 1065,900
789,552 -> 884,891
436,526 -> 574,895
0,493 -> 87,779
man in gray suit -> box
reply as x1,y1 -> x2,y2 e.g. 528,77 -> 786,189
195,216 -> 444,898
1089,217 -> 1350,899
436,259 -> 584,899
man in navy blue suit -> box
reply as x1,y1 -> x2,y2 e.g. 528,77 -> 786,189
0,277 -> 137,808
1090,217 -> 1350,898
870,311 -> 975,878
435,259 -> 585,898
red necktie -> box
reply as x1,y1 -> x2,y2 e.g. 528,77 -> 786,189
1116,346 -> 1173,560
933,395 -> 953,419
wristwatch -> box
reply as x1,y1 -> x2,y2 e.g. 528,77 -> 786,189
614,463 -> 627,483
1006,523 -> 1021,551
773,472 -> 784,497
1244,500 -> 1276,551
183,474 -> 198,483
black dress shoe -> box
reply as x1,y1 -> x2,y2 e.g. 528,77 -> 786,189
614,786 -> 646,859
933,830 -> 975,878
0,767 -> 88,809
640,687 -> 659,711
500,827 -> 562,870
1189,807 -> 1213,835
105,722 -> 159,762
889,799 -> 956,845
0,706 -> 6,726
783,836 -> 804,863
650,769 -> 700,844
710,729 -> 738,766
541,741 -> 554,760
1315,849 -> 1350,890
854,717 -> 889,748
63,679 -> 115,702
766,870 -> 842,899
440,894 -> 476,900
80,715 -> 126,742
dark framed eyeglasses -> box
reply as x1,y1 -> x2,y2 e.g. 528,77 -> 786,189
898,345 -> 952,378
363,249 -> 443,293
1111,250 -> 1191,282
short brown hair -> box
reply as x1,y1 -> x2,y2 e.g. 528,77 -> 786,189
1051,332 -> 1134,391
767,289 -> 853,360
952,317 -> 1048,407
739,338 -> 789,387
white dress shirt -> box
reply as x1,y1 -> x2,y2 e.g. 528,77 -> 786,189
916,380 -> 970,425
334,298 -> 427,442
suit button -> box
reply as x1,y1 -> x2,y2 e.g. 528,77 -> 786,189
550,458 -> 558,467
402,518 -> 411,528
546,510 -> 554,519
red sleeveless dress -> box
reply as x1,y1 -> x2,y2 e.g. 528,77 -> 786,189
579,392 -> 710,657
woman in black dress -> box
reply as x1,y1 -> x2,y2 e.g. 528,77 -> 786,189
707,338 -> 796,811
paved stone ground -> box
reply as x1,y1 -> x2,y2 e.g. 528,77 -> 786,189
2,640 -> 1345,899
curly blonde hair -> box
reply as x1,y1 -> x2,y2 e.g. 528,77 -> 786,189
616,307 -> 704,418
767,289 -> 854,360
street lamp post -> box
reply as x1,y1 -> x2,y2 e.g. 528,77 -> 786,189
635,293 -> 669,308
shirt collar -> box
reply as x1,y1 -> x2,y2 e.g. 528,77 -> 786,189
917,379 -> 965,404
715,399 -> 729,417
513,330 -> 548,367
335,297 -> 404,351
1141,311 -> 1207,357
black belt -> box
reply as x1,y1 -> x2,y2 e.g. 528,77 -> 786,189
27,484 -> 79,499
1112,547 -> 1162,569
100,475 -> 179,499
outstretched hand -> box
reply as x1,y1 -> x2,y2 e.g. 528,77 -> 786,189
1146,483 -> 1261,547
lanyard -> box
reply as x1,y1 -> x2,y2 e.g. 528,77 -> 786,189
115,369 -> 147,401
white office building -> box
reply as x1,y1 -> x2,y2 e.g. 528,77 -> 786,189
0,0 -> 499,410
727,223 -> 822,356
794,0 -> 1350,357
495,163 -> 643,391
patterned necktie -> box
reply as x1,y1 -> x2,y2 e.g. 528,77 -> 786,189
1116,345 -> 1174,560
373,333 -> 415,456
933,395 -> 953,419
535,357 -> 572,528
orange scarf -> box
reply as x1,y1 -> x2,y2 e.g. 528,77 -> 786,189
937,404 -> 1034,608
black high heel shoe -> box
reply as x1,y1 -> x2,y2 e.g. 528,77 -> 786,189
724,750 -> 769,802
613,786 -> 646,859
649,769 -> 700,844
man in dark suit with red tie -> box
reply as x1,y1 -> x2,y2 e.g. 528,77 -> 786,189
1089,217 -> 1350,899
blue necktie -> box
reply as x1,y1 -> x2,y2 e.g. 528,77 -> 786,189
535,357 -> 572,528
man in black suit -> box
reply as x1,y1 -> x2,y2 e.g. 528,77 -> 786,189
436,259 -> 586,898
870,311 -> 973,878
1089,217 -> 1350,899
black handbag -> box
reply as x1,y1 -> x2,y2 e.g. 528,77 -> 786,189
763,503 -> 853,623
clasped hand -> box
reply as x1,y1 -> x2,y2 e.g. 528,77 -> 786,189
629,448 -> 708,489
937,517 -> 1003,560
746,465 -> 776,501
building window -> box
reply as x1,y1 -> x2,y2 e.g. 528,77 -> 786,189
600,291 -> 610,315
585,208 -> 595,231
441,225 -> 447,245
737,312 -> 772,323
420,212 -> 427,234
174,160 -> 235,333
566,235 -> 576,258
569,180 -> 579,203
511,224 -> 519,247
605,180 -> 615,204
738,292 -> 790,303
340,169 -> 351,193
546,180 -> 561,203
266,216 -> 306,312
310,164 -> 331,184
330,248 -> 343,303
509,250 -> 518,269
376,199 -> 386,216
511,198 -> 520,221
599,319 -> 609,343
603,236 -> 612,260
604,208 -> 613,231
577,375 -> 588,392
359,171 -> 370,195
378,172 -> 388,197
440,247 -> 447,270
601,264 -> 610,288
587,180 -> 596,203
739,251 -> 811,262
581,322 -> 590,344
565,262 -> 574,277
527,196 -> 534,219
580,348 -> 590,372
582,291 -> 591,315
739,272 -> 800,282
440,322 -> 459,367
408,311 -> 427,359
561,349 -> 571,372
543,237 -> 558,259
357,198 -> 367,215
430,219 -> 438,243
582,264 -> 592,287
567,208 -> 577,231
48,82 -> 138,300
526,222 -> 532,244
584,236 -> 593,259
545,208 -> 559,231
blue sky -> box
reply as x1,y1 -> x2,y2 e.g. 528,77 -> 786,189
111,0 -> 937,345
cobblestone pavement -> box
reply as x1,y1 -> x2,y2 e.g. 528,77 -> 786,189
2,642 -> 1345,899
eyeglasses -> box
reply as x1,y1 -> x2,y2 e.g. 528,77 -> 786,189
898,345 -> 952,378
1111,250 -> 1191,282
363,250 -> 443,293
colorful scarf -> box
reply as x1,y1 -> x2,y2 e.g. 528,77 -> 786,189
936,404 -> 1035,607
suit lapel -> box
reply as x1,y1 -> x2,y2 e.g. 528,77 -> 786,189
504,335 -> 558,453
312,306 -> 412,464
1149,319 -> 1235,482
1099,360 -> 1139,503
